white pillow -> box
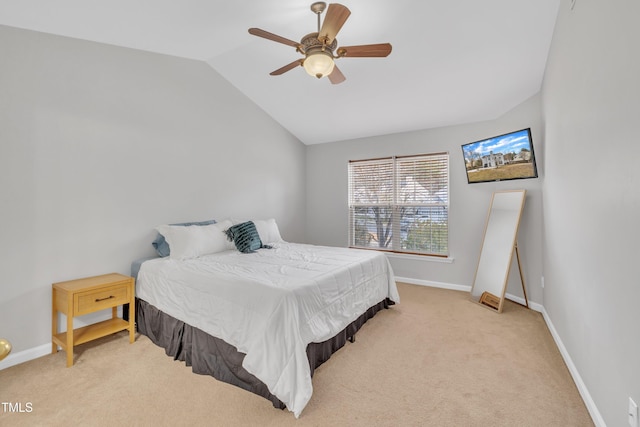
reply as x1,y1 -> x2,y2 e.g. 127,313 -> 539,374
253,218 -> 284,244
156,220 -> 234,260
213,219 -> 236,250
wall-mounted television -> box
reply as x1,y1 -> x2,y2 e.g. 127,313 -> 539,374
461,128 -> 538,184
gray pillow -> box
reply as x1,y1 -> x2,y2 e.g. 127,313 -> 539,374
152,219 -> 216,257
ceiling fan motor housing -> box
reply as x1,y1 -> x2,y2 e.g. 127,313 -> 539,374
300,32 -> 337,54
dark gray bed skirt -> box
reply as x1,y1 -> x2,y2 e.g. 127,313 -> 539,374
136,297 -> 394,410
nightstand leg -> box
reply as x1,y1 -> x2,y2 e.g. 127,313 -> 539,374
128,300 -> 135,343
66,313 -> 73,367
51,290 -> 58,354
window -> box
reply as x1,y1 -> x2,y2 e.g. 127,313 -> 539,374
348,153 -> 449,256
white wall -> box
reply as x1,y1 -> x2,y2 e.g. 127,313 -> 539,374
541,1 -> 640,425
0,25 -> 306,355
306,94 -> 544,305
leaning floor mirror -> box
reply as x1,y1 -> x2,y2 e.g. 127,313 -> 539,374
470,189 -> 528,313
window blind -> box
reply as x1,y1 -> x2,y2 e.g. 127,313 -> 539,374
348,153 -> 449,256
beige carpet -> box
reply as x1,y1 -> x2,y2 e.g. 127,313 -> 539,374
0,283 -> 593,426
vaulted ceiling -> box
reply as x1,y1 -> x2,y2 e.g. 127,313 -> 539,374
0,0 -> 560,144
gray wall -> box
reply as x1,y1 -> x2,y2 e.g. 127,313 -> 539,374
541,1 -> 640,426
306,94 -> 544,305
0,25 -> 306,354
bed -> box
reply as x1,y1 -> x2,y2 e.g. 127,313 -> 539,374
133,219 -> 399,418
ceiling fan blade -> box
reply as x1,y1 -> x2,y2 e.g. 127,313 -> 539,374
328,65 -> 346,85
248,28 -> 300,48
270,60 -> 303,76
318,3 -> 351,45
337,43 -> 392,58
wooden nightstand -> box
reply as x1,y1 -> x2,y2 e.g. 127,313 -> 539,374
52,273 -> 135,367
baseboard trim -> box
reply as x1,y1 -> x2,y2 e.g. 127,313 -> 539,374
540,307 -> 606,427
0,343 -> 50,371
395,276 -> 471,292
504,292 -> 544,313
396,277 -> 545,313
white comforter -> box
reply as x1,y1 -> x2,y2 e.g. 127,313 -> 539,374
136,242 -> 399,417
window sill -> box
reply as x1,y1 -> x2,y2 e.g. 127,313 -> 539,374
384,252 -> 454,263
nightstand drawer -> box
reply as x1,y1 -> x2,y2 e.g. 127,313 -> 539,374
75,284 -> 130,315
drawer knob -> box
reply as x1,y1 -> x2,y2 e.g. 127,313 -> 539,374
95,295 -> 116,302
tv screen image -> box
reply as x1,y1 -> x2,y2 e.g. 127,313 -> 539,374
461,128 -> 538,184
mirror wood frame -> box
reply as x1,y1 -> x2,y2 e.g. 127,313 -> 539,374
470,189 -> 527,313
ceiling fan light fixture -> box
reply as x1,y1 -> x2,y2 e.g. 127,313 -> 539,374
303,50 -> 334,79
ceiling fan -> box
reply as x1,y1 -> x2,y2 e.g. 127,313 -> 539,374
248,2 -> 392,84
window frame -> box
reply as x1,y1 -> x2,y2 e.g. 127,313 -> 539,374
348,152 -> 450,257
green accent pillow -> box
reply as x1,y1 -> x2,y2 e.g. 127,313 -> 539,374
224,221 -> 270,253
